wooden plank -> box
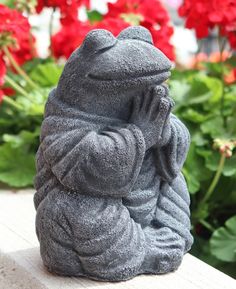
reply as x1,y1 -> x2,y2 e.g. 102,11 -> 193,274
0,190 -> 235,289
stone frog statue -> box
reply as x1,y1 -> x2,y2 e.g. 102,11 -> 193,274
34,26 -> 193,281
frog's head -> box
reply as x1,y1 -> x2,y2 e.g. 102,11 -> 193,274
56,26 -> 172,120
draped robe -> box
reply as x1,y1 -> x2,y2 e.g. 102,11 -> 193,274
34,90 -> 193,281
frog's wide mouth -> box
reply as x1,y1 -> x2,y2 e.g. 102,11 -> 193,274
87,68 -> 170,82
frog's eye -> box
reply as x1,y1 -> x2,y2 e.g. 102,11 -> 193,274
117,26 -> 153,45
81,29 -> 117,54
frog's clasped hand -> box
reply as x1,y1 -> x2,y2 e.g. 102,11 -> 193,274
129,85 -> 174,149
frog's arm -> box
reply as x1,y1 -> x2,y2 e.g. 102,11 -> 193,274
154,114 -> 190,182
153,114 -> 193,251
40,120 -> 146,197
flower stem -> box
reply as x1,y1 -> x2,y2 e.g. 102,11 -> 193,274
2,95 -> 23,110
199,219 -> 215,233
3,46 -> 38,90
202,154 -> 226,204
5,75 -> 39,103
4,75 -> 28,97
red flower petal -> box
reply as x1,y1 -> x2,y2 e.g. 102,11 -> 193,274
0,89 -> 4,104
95,18 -> 130,36
0,56 -> 6,86
105,0 -> 175,60
178,0 -> 236,47
0,4 -> 35,65
51,21 -> 91,59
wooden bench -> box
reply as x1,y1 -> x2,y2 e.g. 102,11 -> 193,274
0,190 -> 235,289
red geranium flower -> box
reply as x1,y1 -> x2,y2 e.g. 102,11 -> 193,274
225,68 -> 236,84
106,0 -> 141,18
179,0 -> 236,49
11,32 -> 37,65
105,0 -> 175,60
51,21 -> 91,58
0,89 -> 4,103
0,56 -> 15,98
36,0 -> 90,25
2,87 -> 15,96
51,0 -> 174,60
36,0 -> 90,13
149,25 -> 175,61
51,18 -> 130,58
0,4 -> 30,36
0,4 -> 35,65
0,56 -> 6,103
95,18 -> 130,36
0,56 -> 6,86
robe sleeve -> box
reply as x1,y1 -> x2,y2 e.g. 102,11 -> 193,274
154,114 -> 190,182
40,122 -> 146,197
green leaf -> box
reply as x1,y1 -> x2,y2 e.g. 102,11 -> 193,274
211,176 -> 236,204
0,0 -> 15,8
200,117 -> 225,138
186,74 -> 213,104
170,80 -> 190,110
201,76 -> 223,104
187,92 -> 212,105
0,143 -> 35,187
171,68 -> 198,80
210,216 -> 236,262
182,167 -> 200,193
227,190 -> 236,205
16,88 -> 50,116
87,10 -> 103,23
182,108 -> 208,123
3,129 -> 40,148
191,236 -> 236,278
171,73 -> 222,112
225,85 -> 236,103
183,143 -> 211,194
191,236 -> 219,266
202,62 -> 225,78
225,56 -> 236,67
22,58 -> 54,74
29,63 -> 63,87
194,203 -> 209,220
199,150 -> 236,177
222,156 -> 236,177
191,131 -> 208,146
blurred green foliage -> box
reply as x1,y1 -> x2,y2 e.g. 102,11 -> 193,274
0,56 -> 236,277
170,59 -> 236,277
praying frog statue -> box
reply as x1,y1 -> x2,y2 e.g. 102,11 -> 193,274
34,26 -> 193,281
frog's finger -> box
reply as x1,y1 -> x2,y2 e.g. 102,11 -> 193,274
153,85 -> 166,98
165,96 -> 175,109
140,89 -> 152,113
160,83 -> 169,98
155,97 -> 172,133
148,90 -> 160,120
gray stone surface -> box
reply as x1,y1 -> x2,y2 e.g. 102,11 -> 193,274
34,26 -> 193,282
